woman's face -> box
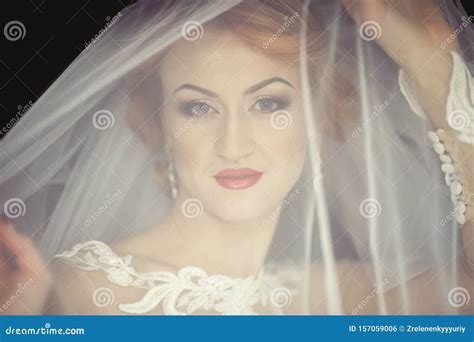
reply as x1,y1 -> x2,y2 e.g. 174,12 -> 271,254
158,27 -> 307,223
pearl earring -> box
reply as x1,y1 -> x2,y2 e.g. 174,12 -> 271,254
168,158 -> 178,200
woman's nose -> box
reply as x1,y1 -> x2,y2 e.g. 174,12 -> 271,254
215,112 -> 255,162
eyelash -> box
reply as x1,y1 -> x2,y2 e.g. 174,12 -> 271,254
179,96 -> 288,117
249,96 -> 288,114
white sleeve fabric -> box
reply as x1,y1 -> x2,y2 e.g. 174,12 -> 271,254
398,50 -> 474,144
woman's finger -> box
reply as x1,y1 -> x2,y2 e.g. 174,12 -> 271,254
0,217 -> 18,271
0,218 -> 39,274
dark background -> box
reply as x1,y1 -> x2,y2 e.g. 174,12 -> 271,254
0,0 -> 473,138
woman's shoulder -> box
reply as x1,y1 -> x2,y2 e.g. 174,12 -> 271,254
54,236 -> 176,271
50,239 -> 174,315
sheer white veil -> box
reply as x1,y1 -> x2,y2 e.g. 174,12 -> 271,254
0,0 -> 472,314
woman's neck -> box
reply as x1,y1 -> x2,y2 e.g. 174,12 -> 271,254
147,197 -> 281,278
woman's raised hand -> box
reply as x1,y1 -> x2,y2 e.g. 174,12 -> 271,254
0,217 -> 51,314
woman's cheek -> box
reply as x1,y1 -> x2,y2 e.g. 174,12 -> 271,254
264,113 -> 307,158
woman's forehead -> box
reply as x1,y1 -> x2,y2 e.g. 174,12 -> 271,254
158,28 -> 301,92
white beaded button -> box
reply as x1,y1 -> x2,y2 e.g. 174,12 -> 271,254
439,154 -> 452,164
456,201 -> 466,214
433,143 -> 445,154
428,131 -> 439,143
445,173 -> 452,186
441,163 -> 455,174
455,214 -> 466,225
429,130 -> 467,226
450,181 -> 462,195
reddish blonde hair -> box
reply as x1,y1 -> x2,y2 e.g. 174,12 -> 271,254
129,0 -> 356,151
222,0 -> 356,138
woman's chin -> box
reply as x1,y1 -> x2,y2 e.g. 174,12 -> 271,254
205,197 -> 279,226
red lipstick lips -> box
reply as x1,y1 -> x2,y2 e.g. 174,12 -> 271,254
214,168 -> 263,189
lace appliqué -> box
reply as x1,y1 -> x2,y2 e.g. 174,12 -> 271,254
399,50 -> 474,144
54,240 -> 292,315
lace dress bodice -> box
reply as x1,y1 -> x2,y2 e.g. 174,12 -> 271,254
54,240 -> 298,315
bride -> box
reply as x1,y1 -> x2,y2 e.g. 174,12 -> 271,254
0,0 -> 473,315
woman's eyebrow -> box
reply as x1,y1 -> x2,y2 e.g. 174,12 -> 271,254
173,77 -> 294,97
244,77 -> 294,94
174,84 -> 219,97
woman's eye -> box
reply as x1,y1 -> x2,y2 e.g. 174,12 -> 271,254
190,103 -> 209,115
182,101 -> 218,117
250,98 -> 284,113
